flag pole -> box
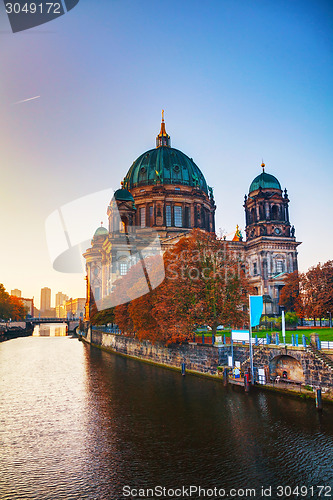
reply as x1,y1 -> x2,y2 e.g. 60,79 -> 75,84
249,295 -> 254,383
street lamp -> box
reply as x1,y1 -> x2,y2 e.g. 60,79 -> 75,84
327,311 -> 332,329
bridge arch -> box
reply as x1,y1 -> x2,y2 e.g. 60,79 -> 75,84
269,354 -> 305,382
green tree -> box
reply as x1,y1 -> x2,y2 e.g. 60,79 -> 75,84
90,307 -> 115,326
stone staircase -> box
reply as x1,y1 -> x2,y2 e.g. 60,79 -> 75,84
306,343 -> 333,372
241,346 -> 264,371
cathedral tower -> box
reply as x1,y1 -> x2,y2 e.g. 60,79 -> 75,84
244,163 -> 300,314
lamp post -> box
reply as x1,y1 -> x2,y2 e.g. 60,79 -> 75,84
327,311 -> 332,329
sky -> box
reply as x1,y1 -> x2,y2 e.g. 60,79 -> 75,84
0,0 -> 332,308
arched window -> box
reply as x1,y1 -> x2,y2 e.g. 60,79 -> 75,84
259,204 -> 265,220
251,208 -> 256,223
140,207 -> 146,228
166,205 -> 171,226
119,259 -> 128,276
201,207 -> 205,229
149,206 -> 154,227
174,206 -> 182,227
121,217 -> 128,233
276,260 -> 284,273
271,205 -> 279,220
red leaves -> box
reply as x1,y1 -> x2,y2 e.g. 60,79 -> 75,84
0,284 -> 26,321
279,271 -> 303,316
279,261 -> 333,320
114,229 -> 251,344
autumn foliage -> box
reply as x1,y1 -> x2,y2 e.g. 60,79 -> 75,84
114,229 -> 252,344
279,271 -> 304,316
0,284 -> 27,321
279,261 -> 333,323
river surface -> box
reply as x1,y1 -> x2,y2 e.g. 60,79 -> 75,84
1,329 -> 333,500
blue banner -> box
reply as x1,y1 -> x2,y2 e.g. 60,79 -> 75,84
250,295 -> 263,327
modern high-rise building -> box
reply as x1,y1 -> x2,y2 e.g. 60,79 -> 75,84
40,287 -> 51,311
55,292 -> 68,307
11,289 -> 21,297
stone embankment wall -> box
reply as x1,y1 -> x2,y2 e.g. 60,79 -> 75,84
233,345 -> 333,389
84,328 -> 333,390
88,328 -> 224,376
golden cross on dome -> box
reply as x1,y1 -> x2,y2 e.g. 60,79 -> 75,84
162,109 -> 164,122
261,160 -> 265,172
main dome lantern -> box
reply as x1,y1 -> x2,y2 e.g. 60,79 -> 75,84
123,113 -> 208,194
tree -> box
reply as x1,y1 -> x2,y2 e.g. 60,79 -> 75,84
302,261 -> 333,324
285,312 -> 299,327
9,295 -> 27,320
90,307 -> 115,326
0,284 -> 11,320
279,271 -> 304,316
0,284 -> 26,321
113,229 -> 252,344
113,254 -> 161,340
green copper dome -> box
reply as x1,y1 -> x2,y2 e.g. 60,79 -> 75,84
249,171 -> 281,193
114,188 -> 134,202
124,146 -> 208,194
94,226 -> 108,237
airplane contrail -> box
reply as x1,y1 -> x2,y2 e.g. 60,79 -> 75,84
12,96 -> 40,105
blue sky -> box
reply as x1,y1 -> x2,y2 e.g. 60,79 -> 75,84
0,0 -> 332,307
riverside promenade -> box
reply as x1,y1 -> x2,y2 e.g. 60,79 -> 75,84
79,325 -> 333,402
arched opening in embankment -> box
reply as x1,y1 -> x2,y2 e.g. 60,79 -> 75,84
269,355 -> 304,382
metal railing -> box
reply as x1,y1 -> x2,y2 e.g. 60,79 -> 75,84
92,326 -> 122,334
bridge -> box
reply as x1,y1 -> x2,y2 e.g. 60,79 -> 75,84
28,317 -> 81,324
27,318 -> 80,332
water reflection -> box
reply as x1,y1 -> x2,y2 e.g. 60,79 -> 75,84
33,323 -> 68,337
0,337 -> 332,500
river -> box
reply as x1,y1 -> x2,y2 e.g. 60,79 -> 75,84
0,328 -> 333,500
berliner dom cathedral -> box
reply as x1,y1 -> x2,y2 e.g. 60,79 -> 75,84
84,113 -> 300,318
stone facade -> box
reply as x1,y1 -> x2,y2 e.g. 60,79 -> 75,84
90,329 -> 220,376
232,345 -> 333,389
83,120 -> 301,318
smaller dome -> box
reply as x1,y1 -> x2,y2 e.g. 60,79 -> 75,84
114,188 -> 134,202
249,172 -> 281,193
94,226 -> 108,237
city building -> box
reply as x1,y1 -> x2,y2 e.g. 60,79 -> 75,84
11,289 -> 21,297
55,292 -> 69,317
55,292 -> 68,307
56,302 -> 67,319
84,115 -> 300,318
40,287 -> 51,311
65,298 -> 85,319
21,298 -> 34,318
